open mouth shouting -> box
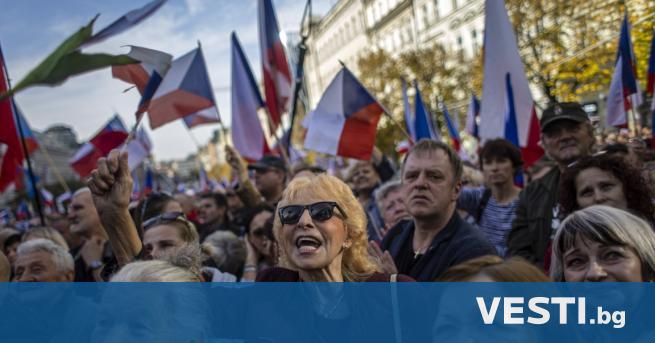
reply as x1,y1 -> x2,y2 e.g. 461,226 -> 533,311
295,235 -> 323,254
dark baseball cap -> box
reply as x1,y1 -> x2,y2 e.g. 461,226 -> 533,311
247,155 -> 287,172
540,102 -> 589,133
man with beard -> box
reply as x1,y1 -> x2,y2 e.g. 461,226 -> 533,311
507,102 -> 595,269
378,140 -> 496,281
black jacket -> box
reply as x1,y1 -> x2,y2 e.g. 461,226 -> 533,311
381,213 -> 496,281
507,167 -> 561,267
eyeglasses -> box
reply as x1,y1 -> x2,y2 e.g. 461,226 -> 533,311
566,150 -> 607,169
142,211 -> 192,231
278,201 -> 347,225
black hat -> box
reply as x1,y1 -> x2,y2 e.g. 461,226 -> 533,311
247,155 -> 287,172
540,102 -> 589,133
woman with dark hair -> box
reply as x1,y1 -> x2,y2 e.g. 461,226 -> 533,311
241,204 -> 277,281
129,193 -> 183,240
457,138 -> 523,256
559,153 -> 654,221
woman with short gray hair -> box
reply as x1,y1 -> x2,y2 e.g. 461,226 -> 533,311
551,205 -> 655,282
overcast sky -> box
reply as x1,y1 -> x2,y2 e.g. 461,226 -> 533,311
0,0 -> 333,161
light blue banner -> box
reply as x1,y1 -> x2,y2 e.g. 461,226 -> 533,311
0,283 -> 651,342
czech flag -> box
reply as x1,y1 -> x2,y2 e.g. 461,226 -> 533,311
70,142 -> 104,178
303,66 -> 383,160
465,93 -> 480,140
606,13 -> 642,128
127,128 -> 152,170
0,45 -> 27,191
414,81 -> 439,141
89,115 -> 129,155
504,73 -> 525,186
182,106 -> 221,129
479,0 -> 543,168
440,102 -> 461,152
13,102 -> 39,155
148,47 -> 219,130
258,0 -> 292,130
231,32 -> 270,161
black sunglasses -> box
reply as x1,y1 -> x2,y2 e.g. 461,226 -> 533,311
278,201 -> 347,225
142,211 -> 191,231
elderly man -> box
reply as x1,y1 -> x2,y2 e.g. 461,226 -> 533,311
507,102 -> 595,269
378,140 -> 496,281
68,188 -> 113,281
13,239 -> 74,282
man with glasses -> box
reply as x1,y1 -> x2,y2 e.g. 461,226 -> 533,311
377,140 -> 496,281
507,102 -> 595,269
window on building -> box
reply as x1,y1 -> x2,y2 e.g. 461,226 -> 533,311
433,0 -> 440,19
451,0 -> 459,11
422,4 -> 429,29
456,35 -> 464,60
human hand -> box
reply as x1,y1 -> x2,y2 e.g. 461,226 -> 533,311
87,150 -> 133,214
225,146 -> 248,183
80,235 -> 106,266
368,240 -> 398,274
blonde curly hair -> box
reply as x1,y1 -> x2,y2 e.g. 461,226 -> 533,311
274,174 -> 379,281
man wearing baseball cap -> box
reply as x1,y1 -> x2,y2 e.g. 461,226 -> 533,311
507,102 -> 595,269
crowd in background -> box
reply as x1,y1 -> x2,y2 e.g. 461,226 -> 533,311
2,101 -> 655,284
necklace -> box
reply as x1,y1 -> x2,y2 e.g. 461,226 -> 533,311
413,241 -> 431,259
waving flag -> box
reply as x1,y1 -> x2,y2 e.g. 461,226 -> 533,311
89,115 -> 129,155
198,167 -> 209,192
0,45 -> 26,191
465,93 -> 480,140
183,106 -> 221,129
127,128 -> 152,170
504,74 -> 524,185
231,32 -> 270,161
70,142 -> 104,178
480,0 -> 542,168
82,0 -> 167,47
147,47 -> 219,129
401,78 -> 415,142
414,81 -> 439,141
41,188 -> 54,207
606,14 -> 643,127
111,46 -> 173,116
440,102 -> 461,152
13,102 -> 39,155
303,66 -> 383,160
647,29 -> 655,97
258,0 -> 292,129
143,166 -> 154,196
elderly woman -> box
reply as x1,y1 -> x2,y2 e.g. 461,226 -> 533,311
551,205 -> 655,282
559,153 -> 654,221
257,174 -> 412,282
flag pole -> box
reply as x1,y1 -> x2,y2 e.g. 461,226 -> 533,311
1,47 -> 45,225
285,0 -> 312,156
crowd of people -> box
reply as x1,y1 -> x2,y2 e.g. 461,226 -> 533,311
2,101 -> 655,284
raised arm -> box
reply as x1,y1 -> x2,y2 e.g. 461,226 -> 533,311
87,150 -> 142,266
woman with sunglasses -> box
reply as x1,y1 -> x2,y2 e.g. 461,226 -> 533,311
559,153 -> 654,222
257,174 -> 413,282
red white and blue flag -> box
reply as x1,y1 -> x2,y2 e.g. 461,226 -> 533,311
303,66 -> 383,160
12,102 -> 39,155
82,0 -> 167,48
148,47 -> 219,130
258,0 -> 292,130
231,32 -> 270,161
606,14 -> 642,128
112,46 -> 173,116
127,128 -> 152,170
440,102 -> 461,152
182,107 -> 221,129
480,0 -> 543,168
414,81 -> 439,141
504,73 -> 524,185
70,115 -> 128,177
465,93 -> 480,140
89,115 -> 129,155
0,45 -> 27,191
